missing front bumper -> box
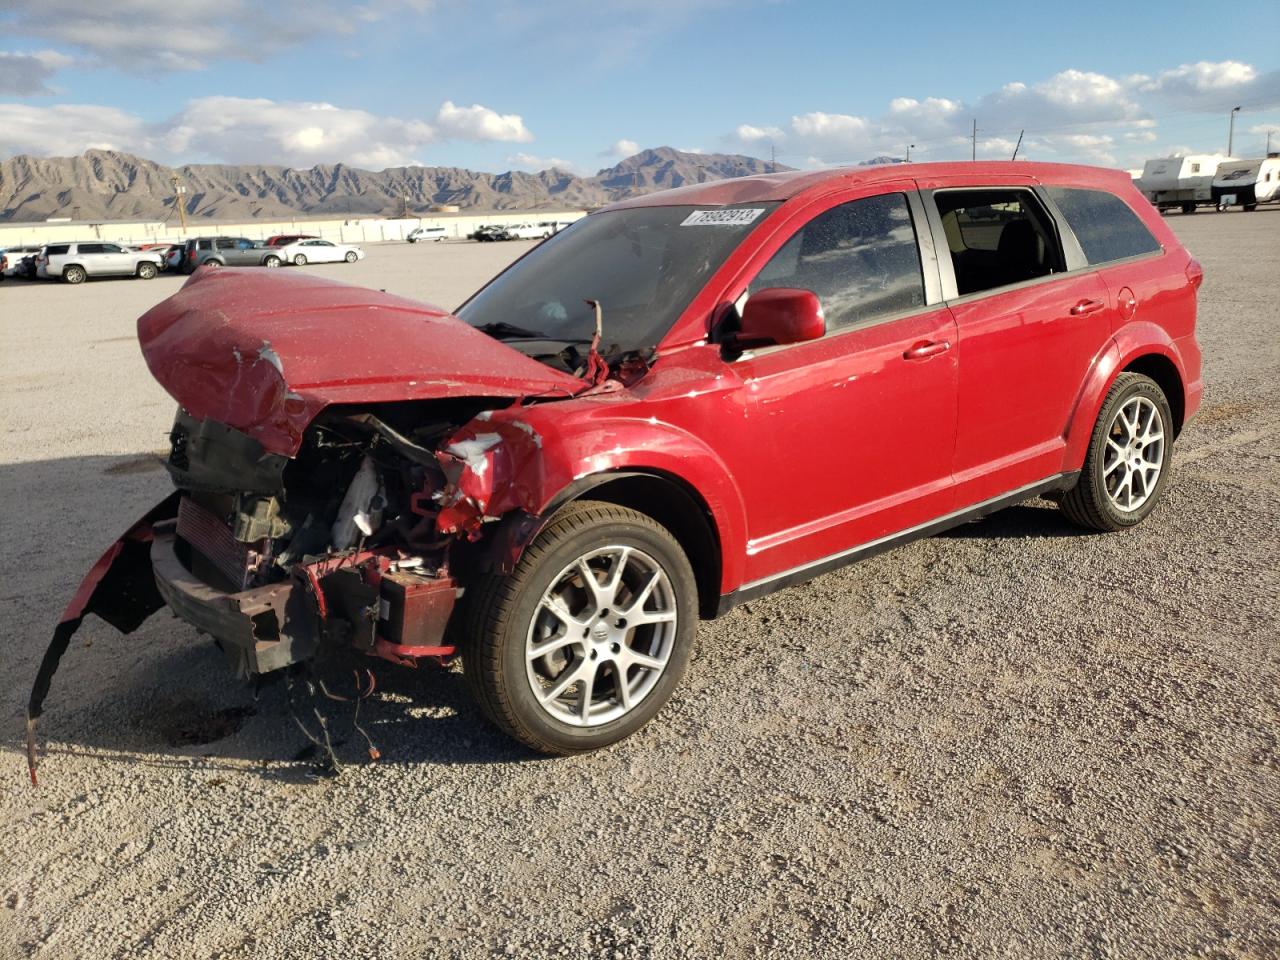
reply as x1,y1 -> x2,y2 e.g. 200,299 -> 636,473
151,528 -> 316,675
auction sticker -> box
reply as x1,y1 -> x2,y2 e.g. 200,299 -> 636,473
681,208 -> 766,227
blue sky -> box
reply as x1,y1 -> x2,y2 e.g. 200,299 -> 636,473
1,0 -> 1278,173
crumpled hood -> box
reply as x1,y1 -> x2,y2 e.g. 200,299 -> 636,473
137,268 -> 581,456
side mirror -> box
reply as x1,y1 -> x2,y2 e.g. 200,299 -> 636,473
733,288 -> 825,350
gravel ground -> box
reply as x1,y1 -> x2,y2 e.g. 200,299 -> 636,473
1,216 -> 1277,959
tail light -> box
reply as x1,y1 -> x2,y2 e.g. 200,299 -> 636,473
1185,257 -> 1204,290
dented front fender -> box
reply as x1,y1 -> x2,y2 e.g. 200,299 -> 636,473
26,493 -> 180,785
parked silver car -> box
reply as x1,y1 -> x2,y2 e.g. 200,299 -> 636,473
35,242 -> 164,283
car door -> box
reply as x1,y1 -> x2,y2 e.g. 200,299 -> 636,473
97,242 -> 131,274
721,186 -> 959,584
917,177 -> 1118,507
226,238 -> 255,265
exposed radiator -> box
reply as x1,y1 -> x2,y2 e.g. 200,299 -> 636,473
177,496 -> 252,589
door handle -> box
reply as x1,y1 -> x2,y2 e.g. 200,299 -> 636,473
903,340 -> 951,360
1070,298 -> 1106,316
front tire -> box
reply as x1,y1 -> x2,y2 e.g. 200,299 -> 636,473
136,262 -> 158,279
464,501 -> 698,755
344,251 -> 358,263
1060,373 -> 1174,532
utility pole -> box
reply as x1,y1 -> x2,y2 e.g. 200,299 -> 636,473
906,143 -> 914,162
1011,129 -> 1024,161
971,119 -> 978,161
770,143 -> 776,173
1228,106 -> 1241,156
1267,130 -> 1273,154
170,176 -> 188,232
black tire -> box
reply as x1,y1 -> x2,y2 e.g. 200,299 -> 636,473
136,261 -> 158,279
264,255 -> 282,268
293,254 -> 307,266
1059,373 -> 1174,532
463,500 -> 698,755
344,250 -> 358,263
63,264 -> 86,284
1180,202 -> 1197,214
204,259 -> 222,268
1243,203 -> 1257,212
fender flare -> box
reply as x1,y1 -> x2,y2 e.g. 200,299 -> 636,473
1062,325 -> 1188,470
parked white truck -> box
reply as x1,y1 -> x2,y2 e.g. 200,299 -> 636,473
1139,154 -> 1234,214
1211,156 -> 1280,211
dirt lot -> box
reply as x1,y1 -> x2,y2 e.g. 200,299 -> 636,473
2,216 -> 1277,959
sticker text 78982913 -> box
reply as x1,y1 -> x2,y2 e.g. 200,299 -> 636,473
680,208 -> 767,227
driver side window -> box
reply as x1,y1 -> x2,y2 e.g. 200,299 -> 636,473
749,193 -> 926,334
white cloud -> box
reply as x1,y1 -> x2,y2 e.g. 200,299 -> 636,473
4,0 -> 438,71
0,49 -> 74,95
0,96 -> 536,167
506,151 -> 583,174
603,138 -> 640,157
0,102 -> 151,155
725,58 -> 1279,168
734,124 -> 783,142
434,101 -> 532,143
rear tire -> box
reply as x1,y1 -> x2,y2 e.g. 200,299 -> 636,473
293,254 -> 307,266
1180,202 -> 1196,214
63,265 -> 86,284
136,262 -> 158,279
463,500 -> 698,755
264,255 -> 281,268
1059,373 -> 1174,532
1243,203 -> 1258,212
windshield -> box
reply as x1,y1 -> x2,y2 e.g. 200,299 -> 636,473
456,203 -> 779,359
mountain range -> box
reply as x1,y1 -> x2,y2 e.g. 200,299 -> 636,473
0,147 -> 793,223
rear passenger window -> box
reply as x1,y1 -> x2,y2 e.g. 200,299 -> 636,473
749,193 -> 925,333
1046,187 -> 1162,265
78,243 -> 105,254
933,189 -> 1063,297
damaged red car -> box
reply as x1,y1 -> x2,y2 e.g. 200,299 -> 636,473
28,162 -> 1203,768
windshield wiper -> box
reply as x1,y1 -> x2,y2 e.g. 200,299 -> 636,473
474,321 -> 551,340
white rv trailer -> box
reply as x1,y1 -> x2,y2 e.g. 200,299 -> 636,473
1139,154 -> 1234,214
1211,156 -> 1280,211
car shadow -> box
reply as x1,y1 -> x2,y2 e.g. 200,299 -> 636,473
939,501 -> 1093,540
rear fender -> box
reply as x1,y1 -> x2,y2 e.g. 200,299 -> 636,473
1062,325 -> 1186,470
26,492 -> 180,784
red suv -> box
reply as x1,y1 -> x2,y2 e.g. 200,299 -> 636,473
28,163 -> 1202,767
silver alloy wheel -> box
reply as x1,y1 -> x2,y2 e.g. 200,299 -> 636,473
1103,395 -> 1165,512
525,545 -> 678,727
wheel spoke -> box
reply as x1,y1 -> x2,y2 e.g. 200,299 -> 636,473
621,570 -> 661,616
629,608 -> 677,627
614,668 -> 634,711
541,659 -> 591,704
527,629 -> 580,661
540,594 -> 586,630
577,661 -> 599,721
601,547 -> 631,606
625,649 -> 667,671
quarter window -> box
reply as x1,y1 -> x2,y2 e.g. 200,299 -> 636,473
748,193 -> 925,334
1045,187 -> 1162,265
933,190 -> 1063,297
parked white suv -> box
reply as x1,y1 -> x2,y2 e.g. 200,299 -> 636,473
501,223 -> 550,240
36,241 -> 164,283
